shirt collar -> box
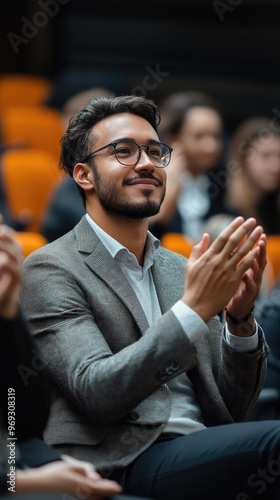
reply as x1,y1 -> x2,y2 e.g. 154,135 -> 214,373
85,213 -> 160,266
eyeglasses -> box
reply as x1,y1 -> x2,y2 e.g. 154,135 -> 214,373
80,139 -> 173,168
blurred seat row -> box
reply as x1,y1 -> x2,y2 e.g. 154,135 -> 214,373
0,73 -> 65,257
161,232 -> 280,293
1,72 -> 280,292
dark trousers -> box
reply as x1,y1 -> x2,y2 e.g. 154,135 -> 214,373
111,420 -> 280,500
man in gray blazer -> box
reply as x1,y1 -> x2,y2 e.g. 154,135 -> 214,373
22,95 -> 280,499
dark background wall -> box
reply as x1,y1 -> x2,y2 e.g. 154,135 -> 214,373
1,0 -> 280,133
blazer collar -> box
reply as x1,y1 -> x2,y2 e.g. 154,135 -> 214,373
73,216 -> 183,330
74,216 -> 150,333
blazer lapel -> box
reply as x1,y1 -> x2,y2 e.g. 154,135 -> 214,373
152,249 -> 185,314
74,217 -> 150,334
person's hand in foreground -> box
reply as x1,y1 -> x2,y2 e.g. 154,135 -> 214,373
16,456 -> 122,498
0,215 -> 23,319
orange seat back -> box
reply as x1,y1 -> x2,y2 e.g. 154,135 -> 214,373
14,231 -> 48,259
1,149 -> 64,233
266,235 -> 280,284
161,232 -> 279,294
160,232 -> 194,258
1,105 -> 64,160
0,74 -> 52,112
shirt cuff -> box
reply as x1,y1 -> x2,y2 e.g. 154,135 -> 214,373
225,319 -> 259,352
171,300 -> 208,344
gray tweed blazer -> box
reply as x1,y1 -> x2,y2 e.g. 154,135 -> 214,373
21,216 -> 269,472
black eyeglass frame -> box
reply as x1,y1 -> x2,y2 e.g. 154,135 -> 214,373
80,139 -> 173,168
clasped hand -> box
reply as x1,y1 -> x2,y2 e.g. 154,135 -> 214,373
0,215 -> 23,319
182,216 -> 266,324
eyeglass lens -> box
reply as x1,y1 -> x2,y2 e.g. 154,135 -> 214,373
113,141 -> 171,167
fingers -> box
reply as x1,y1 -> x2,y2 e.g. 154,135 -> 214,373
85,477 -> 122,495
188,233 -> 210,265
229,225 -> 264,267
0,224 -> 23,269
60,458 -> 122,494
210,216 -> 259,255
209,216 -> 245,253
69,468 -> 122,497
0,241 -> 23,278
61,455 -> 100,479
0,225 -> 23,318
234,244 -> 262,278
256,233 -> 267,271
209,216 -> 266,266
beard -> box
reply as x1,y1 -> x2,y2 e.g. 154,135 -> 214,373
92,165 -> 166,219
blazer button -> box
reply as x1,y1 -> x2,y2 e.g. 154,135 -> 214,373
166,362 -> 181,375
157,370 -> 168,381
129,411 -> 140,421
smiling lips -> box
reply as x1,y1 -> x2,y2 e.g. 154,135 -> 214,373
125,177 -> 162,188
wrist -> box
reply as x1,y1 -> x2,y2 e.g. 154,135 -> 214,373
225,306 -> 255,325
225,307 -> 255,337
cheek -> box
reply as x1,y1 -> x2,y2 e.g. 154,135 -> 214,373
246,159 -> 267,185
181,139 -> 200,157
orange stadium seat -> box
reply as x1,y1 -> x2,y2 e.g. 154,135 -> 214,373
14,231 -> 48,259
0,104 -> 64,160
0,74 -> 52,112
266,235 -> 280,284
1,148 -> 64,233
160,232 -> 194,258
161,232 -> 280,293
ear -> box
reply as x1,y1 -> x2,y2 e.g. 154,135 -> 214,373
73,163 -> 95,192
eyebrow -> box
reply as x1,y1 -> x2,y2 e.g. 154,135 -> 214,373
111,138 -> 161,145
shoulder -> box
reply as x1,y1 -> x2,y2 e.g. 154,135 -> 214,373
25,216 -> 92,263
24,230 -> 75,265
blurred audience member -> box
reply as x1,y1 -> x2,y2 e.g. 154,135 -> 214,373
0,219 -> 121,498
224,116 -> 280,235
254,278 -> 280,391
0,153 -> 31,231
61,86 -> 114,130
246,278 -> 280,421
40,87 -> 113,242
198,213 -> 236,243
149,90 -> 227,241
0,217 -> 150,500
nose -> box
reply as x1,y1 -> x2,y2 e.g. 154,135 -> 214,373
133,147 -> 155,171
203,136 -> 220,154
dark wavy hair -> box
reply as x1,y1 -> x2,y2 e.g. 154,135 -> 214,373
60,94 -> 161,176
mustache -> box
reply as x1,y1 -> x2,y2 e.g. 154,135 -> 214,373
123,173 -> 164,187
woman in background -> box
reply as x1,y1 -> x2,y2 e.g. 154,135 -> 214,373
224,116 -> 280,235
149,90 -> 226,242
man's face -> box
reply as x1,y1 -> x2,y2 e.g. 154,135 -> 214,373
86,113 -> 167,218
